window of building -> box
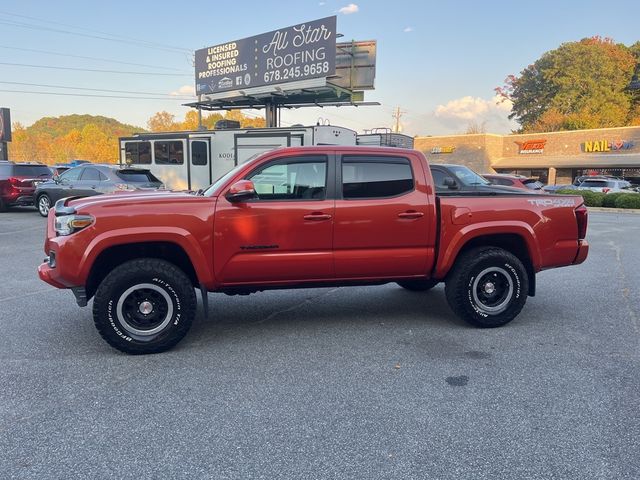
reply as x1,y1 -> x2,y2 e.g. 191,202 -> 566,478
342,156 -> 413,199
154,141 -> 184,165
248,156 -> 327,200
191,141 -> 208,166
124,142 -> 151,165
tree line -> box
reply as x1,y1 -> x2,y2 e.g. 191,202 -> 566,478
8,110 -> 266,164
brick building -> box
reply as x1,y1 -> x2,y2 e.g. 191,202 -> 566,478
414,125 -> 640,185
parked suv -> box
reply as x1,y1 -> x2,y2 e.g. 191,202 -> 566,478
576,178 -> 632,193
0,162 -> 53,211
35,164 -> 164,216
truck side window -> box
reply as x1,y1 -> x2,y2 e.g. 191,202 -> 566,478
342,156 -> 413,199
248,156 -> 327,201
154,141 -> 184,165
124,142 -> 151,165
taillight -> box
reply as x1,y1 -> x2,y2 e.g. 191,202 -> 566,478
575,204 -> 588,240
8,177 -> 19,192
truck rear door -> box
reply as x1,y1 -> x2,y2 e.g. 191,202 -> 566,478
333,152 -> 436,278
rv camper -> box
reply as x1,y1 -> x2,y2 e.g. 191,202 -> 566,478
119,125 -> 357,191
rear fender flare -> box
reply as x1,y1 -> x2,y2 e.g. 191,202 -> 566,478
435,221 -> 541,279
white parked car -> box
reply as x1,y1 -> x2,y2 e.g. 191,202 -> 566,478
576,178 -> 635,193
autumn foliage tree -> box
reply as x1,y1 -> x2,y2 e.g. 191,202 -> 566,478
496,37 -> 640,132
146,110 -> 266,132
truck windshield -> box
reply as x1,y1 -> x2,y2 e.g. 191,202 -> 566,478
447,165 -> 491,186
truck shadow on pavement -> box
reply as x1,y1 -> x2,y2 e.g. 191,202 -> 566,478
184,284 -> 469,347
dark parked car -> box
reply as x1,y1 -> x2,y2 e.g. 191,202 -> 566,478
429,164 -> 525,195
483,173 -> 546,193
0,162 -> 53,211
35,164 -> 164,216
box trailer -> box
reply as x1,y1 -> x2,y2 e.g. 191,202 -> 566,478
119,125 -> 357,191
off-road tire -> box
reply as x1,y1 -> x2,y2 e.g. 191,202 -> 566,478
397,278 -> 439,292
445,247 -> 528,328
93,258 -> 196,354
37,194 -> 51,217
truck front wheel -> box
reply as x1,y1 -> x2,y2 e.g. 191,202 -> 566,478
92,258 -> 196,354
445,247 -> 528,328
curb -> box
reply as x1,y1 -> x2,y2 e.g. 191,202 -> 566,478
587,207 -> 640,214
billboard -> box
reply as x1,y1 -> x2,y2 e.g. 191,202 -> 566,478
0,108 -> 10,142
195,16 -> 337,96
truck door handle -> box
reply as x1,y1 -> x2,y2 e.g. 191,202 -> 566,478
398,211 -> 424,219
304,212 -> 332,221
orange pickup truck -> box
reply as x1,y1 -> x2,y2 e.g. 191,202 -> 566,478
39,146 -> 588,354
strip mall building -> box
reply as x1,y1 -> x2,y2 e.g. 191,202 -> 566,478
414,125 -> 640,185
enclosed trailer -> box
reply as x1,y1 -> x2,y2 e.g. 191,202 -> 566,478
119,125 -> 357,191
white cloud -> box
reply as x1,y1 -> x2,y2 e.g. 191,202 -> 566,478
170,85 -> 196,96
432,94 -> 515,133
403,26 -> 414,32
435,95 -> 511,121
319,1 -> 326,5
338,3 -> 359,14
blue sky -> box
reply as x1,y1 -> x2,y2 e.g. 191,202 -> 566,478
0,0 -> 639,135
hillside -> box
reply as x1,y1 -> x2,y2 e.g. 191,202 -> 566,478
9,114 -> 144,164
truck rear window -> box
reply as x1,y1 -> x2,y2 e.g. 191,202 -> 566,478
342,156 -> 413,199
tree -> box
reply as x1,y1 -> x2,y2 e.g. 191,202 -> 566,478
496,37 -> 639,132
147,111 -> 178,132
465,120 -> 487,134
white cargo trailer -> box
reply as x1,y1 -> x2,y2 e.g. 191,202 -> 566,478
119,125 -> 357,191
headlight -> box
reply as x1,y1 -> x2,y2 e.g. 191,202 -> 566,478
55,214 -> 94,236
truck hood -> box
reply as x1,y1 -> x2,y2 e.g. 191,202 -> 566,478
61,190 -> 206,213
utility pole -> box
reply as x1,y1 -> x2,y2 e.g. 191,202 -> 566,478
392,106 -> 406,133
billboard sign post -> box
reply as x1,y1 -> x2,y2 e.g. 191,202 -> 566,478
0,108 -> 10,161
195,16 -> 337,97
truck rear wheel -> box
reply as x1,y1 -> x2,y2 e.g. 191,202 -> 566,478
92,258 -> 196,354
397,279 -> 439,291
445,247 -> 528,328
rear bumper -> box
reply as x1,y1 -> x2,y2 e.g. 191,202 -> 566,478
573,240 -> 589,265
3,194 -> 35,206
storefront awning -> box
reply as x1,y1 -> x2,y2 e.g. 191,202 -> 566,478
491,153 -> 640,169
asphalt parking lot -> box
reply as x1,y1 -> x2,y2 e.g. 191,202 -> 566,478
1,207 -> 638,479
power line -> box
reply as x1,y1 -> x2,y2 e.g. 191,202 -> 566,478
0,45 -> 185,72
0,62 -> 191,76
0,19 -> 192,54
0,81 -> 194,98
0,11 -> 192,52
0,89 -> 195,101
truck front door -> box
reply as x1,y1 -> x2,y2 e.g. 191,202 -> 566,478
214,154 -> 335,284
333,153 -> 434,278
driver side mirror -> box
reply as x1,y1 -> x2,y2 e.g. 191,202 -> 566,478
226,180 -> 256,203
443,177 -> 458,190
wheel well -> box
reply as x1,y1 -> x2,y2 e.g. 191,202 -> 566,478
86,242 -> 198,299
457,234 -> 536,296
